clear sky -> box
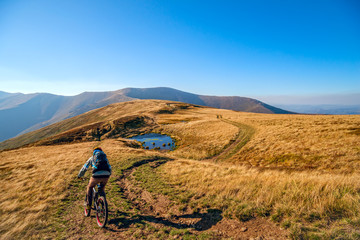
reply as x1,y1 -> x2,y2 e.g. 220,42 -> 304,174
0,0 -> 359,104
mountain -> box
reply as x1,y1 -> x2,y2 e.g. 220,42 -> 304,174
0,91 -> 135,142
120,88 -> 292,114
0,91 -> 15,99
0,87 -> 292,142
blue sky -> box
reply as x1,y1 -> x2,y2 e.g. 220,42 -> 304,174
0,0 -> 359,104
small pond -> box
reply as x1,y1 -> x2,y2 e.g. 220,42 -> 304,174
129,133 -> 175,150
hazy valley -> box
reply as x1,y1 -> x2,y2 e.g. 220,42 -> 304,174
274,104 -> 360,115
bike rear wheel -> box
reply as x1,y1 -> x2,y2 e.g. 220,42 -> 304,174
96,196 -> 108,228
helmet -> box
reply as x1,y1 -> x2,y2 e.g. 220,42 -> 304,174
93,147 -> 103,152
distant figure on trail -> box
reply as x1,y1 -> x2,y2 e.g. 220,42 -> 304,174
78,147 -> 112,210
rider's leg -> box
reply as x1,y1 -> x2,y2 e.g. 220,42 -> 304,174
97,177 -> 109,196
87,177 -> 98,207
87,177 -> 109,204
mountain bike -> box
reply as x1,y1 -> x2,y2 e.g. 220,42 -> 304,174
84,183 -> 108,228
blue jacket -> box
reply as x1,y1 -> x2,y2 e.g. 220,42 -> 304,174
78,150 -> 112,178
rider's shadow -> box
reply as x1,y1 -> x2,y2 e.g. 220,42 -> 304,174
177,209 -> 223,231
108,208 -> 223,231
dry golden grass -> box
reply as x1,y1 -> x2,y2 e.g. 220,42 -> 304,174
161,159 -> 360,236
156,107 -> 239,159
0,139 -> 150,239
157,107 -> 360,237
0,143 -> 91,239
158,107 -> 360,169
160,119 -> 238,159
1,100 -> 360,239
163,159 -> 360,216
219,113 -> 360,173
0,102 -> 240,239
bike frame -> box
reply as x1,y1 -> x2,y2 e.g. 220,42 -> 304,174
84,182 -> 108,228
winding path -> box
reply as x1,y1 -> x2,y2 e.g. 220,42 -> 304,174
212,119 -> 255,162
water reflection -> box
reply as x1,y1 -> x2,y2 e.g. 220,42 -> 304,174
129,133 -> 175,150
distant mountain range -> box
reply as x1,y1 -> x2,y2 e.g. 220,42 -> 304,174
273,104 -> 360,115
0,87 -> 292,142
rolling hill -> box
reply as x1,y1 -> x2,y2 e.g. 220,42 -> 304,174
1,99 -> 359,239
0,87 -> 292,142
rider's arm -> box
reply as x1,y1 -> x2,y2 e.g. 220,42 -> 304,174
78,156 -> 93,178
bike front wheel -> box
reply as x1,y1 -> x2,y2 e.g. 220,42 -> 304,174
96,196 -> 108,228
84,194 -> 91,217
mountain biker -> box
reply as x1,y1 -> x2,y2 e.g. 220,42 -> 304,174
78,147 -> 112,210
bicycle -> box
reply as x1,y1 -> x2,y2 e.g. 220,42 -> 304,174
84,183 -> 108,228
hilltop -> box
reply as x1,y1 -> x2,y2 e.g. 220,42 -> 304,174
0,87 -> 292,142
1,100 -> 359,239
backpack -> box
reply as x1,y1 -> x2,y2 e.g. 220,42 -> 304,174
92,151 -> 110,173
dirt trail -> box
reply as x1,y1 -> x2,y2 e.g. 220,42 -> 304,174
211,119 -> 255,163
54,157 -> 288,239
116,158 -> 288,239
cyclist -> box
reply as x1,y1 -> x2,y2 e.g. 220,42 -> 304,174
78,147 -> 112,210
